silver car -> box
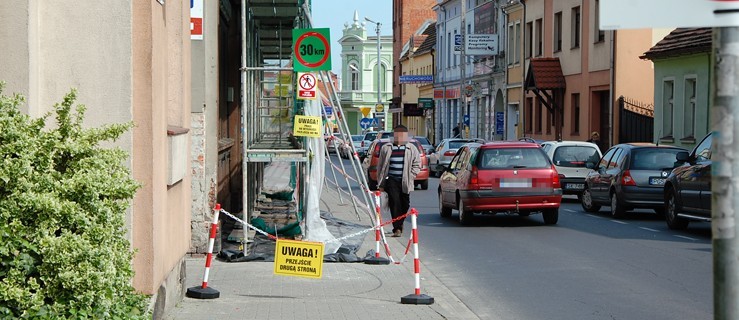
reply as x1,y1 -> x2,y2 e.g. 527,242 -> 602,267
359,131 -> 378,158
429,138 -> 485,176
413,136 -> 434,155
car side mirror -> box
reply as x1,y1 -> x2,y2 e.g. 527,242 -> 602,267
586,162 -> 595,169
676,151 -> 690,163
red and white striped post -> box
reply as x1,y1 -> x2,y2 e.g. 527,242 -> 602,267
186,204 -> 222,299
401,208 -> 434,305
365,191 -> 390,265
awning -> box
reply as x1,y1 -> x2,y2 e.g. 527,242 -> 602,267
525,58 -> 565,90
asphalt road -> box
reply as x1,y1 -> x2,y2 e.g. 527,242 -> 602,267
328,155 -> 713,319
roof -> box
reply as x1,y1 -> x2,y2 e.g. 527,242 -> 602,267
525,58 -> 566,90
415,24 -> 437,55
541,141 -> 600,148
614,143 -> 688,150
480,141 -> 544,148
641,28 -> 712,60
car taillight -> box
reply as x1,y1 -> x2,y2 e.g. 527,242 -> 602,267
444,150 -> 456,156
373,144 -> 381,157
470,166 -> 479,184
551,166 -> 561,188
622,170 -> 636,186
361,141 -> 365,147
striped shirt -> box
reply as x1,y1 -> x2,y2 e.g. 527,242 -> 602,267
388,145 -> 406,179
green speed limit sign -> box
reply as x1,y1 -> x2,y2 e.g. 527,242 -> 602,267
292,28 -> 332,72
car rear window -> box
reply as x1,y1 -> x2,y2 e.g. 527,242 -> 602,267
415,137 -> 431,145
379,132 -> 394,139
448,140 -> 479,149
553,146 -> 601,168
352,135 -> 363,142
364,132 -> 378,140
477,148 -> 551,169
630,148 -> 684,170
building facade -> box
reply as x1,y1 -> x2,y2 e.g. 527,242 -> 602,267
392,0 -> 438,123
0,0 -> 193,316
434,0 -> 507,141
510,0 -> 664,147
399,22 -> 436,139
641,28 -> 712,150
338,11 -> 394,134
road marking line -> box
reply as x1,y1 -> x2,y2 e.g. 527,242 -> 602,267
585,214 -> 600,218
610,220 -> 628,224
675,235 -> 698,241
564,209 -> 576,213
639,227 -> 660,232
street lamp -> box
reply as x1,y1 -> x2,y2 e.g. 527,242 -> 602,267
365,17 -> 383,129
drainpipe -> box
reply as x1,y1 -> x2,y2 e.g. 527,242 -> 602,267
521,0 -> 527,138
609,30 -> 615,148
431,50 -> 436,144
440,6 -> 447,138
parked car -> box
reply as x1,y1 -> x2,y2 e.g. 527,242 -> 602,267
413,136 -> 434,155
377,131 -> 394,140
664,131 -> 715,229
362,138 -> 429,190
437,141 -> 562,225
580,143 -> 688,218
541,141 -> 602,198
429,138 -> 485,176
326,133 -> 346,155
339,135 -> 364,159
359,131 -> 378,158
519,137 -> 547,146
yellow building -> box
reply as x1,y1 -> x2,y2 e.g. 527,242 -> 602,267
399,21 -> 436,141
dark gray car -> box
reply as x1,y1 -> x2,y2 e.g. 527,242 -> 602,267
581,143 -> 688,218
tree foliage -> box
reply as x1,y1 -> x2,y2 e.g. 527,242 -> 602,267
0,83 -> 148,319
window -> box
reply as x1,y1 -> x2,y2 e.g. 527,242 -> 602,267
631,148 -> 684,170
467,24 -> 473,64
535,18 -> 543,56
536,98 -> 543,133
508,24 -> 514,65
526,97 -> 533,133
598,148 -> 617,170
448,32 -> 452,68
684,77 -> 697,139
608,149 -> 623,169
594,0 -> 605,43
514,22 -> 521,64
552,146 -> 601,168
350,63 -> 360,91
554,12 -> 562,52
526,22 -> 533,58
662,80 -> 674,138
695,132 -> 713,162
477,148 -> 551,170
454,30 -> 459,66
571,6 -> 581,48
572,93 -> 580,134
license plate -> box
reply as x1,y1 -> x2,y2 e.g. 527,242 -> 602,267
649,177 -> 666,185
565,183 -> 584,190
500,179 -> 532,188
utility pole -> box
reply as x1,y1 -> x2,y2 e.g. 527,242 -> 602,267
712,26 -> 739,320
459,0 -> 467,138
366,17 -> 384,130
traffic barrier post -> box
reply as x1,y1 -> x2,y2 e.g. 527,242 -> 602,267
186,204 -> 222,299
401,208 -> 434,305
365,191 -> 391,265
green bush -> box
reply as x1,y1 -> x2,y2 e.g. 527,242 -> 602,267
0,84 -> 148,319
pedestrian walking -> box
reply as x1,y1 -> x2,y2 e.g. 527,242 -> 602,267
376,125 -> 421,237
452,124 -> 460,138
586,131 -> 603,152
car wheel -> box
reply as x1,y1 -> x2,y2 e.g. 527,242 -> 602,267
458,195 -> 473,225
543,208 -> 559,225
580,188 -> 601,213
665,189 -> 689,230
610,192 -> 626,218
439,191 -> 451,218
420,180 -> 428,190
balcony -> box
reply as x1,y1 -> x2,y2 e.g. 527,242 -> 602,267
338,91 -> 392,104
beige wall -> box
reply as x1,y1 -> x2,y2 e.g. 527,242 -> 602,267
551,0 -> 582,75
132,0 -> 191,295
614,29 -> 657,104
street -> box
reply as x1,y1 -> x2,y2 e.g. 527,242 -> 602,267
330,156 -> 713,319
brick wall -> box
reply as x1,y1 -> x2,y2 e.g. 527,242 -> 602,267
393,0 -> 437,102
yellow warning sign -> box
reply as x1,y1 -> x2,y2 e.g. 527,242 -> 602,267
293,115 -> 322,137
274,239 -> 324,279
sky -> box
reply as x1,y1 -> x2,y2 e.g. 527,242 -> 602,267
311,0 -> 393,76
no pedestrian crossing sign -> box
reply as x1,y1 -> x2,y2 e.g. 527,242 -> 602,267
297,73 -> 317,100
274,239 -> 324,279
292,28 -> 332,72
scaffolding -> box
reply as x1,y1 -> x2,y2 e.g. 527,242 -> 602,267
239,0 -> 374,254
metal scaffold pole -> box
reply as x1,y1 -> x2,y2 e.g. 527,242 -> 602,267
712,26 -> 739,320
240,0 -> 249,255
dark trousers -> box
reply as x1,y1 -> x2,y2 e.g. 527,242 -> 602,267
385,177 -> 410,232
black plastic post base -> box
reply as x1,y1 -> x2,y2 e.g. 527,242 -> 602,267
186,286 -> 220,299
364,256 -> 391,265
401,293 -> 435,305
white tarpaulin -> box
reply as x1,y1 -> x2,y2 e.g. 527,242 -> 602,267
303,92 -> 341,254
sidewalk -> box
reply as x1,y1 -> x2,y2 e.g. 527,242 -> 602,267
165,185 -> 480,320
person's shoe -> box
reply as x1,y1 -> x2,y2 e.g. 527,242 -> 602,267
392,230 -> 402,237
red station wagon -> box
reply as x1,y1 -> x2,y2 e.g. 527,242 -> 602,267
437,142 -> 562,225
